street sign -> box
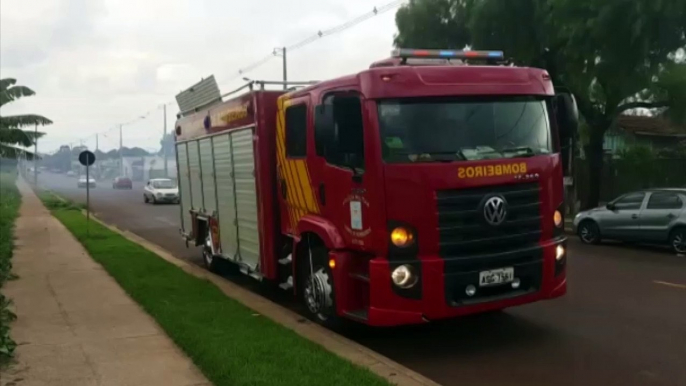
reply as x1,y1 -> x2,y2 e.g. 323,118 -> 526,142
79,150 -> 96,166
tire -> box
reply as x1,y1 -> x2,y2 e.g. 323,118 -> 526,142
578,220 -> 601,245
202,235 -> 220,272
151,196 -> 158,205
669,227 -> 686,255
298,244 -> 340,327
144,194 -> 149,203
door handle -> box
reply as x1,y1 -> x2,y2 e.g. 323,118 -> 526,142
318,183 -> 326,206
280,179 -> 287,199
631,214 -> 638,219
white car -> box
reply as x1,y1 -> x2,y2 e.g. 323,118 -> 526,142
144,178 -> 179,204
77,176 -> 96,188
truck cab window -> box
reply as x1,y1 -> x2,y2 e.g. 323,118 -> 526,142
285,104 -> 307,158
315,95 -> 365,170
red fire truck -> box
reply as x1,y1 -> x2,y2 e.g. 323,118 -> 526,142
174,49 -> 578,327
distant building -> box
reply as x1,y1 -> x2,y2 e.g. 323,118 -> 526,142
604,115 -> 686,156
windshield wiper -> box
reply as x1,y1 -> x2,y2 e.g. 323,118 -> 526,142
500,146 -> 539,158
388,150 -> 467,162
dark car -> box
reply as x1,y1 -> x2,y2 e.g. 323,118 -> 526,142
112,177 -> 133,190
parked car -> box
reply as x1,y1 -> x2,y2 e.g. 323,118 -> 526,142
573,188 -> 686,254
77,176 -> 97,188
112,176 -> 133,190
66,171 -> 76,177
143,178 -> 179,204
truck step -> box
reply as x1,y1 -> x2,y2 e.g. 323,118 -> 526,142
279,276 -> 293,290
278,254 -> 292,265
350,273 -> 369,282
344,309 -> 369,322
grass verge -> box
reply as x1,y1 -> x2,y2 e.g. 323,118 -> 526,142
0,172 -> 20,365
39,194 -> 389,386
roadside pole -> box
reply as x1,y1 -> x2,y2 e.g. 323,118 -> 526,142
34,123 -> 38,186
163,104 -> 168,178
119,124 -> 124,176
79,150 -> 96,237
282,47 -> 287,90
273,47 -> 287,90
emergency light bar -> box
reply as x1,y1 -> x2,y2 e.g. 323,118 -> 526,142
392,49 -> 504,60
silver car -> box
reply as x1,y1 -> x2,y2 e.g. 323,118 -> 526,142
143,178 -> 179,204
573,189 -> 686,254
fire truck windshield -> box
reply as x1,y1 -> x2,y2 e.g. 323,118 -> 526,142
377,96 -> 553,163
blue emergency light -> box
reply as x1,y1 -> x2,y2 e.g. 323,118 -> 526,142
392,49 -> 504,60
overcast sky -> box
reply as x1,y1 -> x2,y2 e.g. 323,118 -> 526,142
1,0 -> 400,153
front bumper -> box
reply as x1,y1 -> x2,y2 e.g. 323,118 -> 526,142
334,239 -> 567,327
155,195 -> 179,203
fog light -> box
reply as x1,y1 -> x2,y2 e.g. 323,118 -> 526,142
391,264 -> 418,289
465,285 -> 476,297
511,278 -> 521,289
556,245 -> 565,261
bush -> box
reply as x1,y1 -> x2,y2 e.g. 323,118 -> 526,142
0,172 -> 20,365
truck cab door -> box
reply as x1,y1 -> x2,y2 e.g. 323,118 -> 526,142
310,92 -> 378,251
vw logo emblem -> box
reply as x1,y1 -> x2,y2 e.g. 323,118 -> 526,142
484,196 -> 507,226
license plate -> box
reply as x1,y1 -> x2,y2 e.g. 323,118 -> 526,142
479,267 -> 514,287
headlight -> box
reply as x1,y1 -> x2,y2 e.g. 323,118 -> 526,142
554,210 -> 563,228
391,264 -> 418,289
556,244 -> 566,261
390,227 -> 414,247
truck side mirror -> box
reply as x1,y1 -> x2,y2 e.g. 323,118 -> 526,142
555,92 -> 579,140
314,104 -> 335,157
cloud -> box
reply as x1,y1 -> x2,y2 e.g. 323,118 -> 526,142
0,0 -> 400,152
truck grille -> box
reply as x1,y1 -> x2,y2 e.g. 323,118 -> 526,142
436,182 -> 542,257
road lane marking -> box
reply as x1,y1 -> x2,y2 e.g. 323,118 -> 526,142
653,280 -> 686,290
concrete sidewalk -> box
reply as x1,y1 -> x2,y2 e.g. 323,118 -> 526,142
1,180 -> 210,386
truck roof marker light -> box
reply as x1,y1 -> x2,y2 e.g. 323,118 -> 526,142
392,49 -> 504,61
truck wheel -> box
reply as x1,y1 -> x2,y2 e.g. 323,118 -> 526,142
578,220 -> 601,245
203,235 -> 220,272
669,227 -> 686,255
299,245 -> 339,327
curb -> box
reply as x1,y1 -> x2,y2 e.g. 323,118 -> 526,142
77,210 -> 441,386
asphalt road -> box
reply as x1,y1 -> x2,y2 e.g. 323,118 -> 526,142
38,172 -> 686,386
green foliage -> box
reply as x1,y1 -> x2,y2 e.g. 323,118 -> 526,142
42,197 -> 389,386
0,78 -> 53,159
393,0 -> 686,206
0,172 -> 20,365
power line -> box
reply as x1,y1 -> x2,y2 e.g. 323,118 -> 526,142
65,0 -> 406,147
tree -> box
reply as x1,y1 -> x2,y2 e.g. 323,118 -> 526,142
394,0 -> 686,208
159,133 -> 175,157
0,78 -> 52,159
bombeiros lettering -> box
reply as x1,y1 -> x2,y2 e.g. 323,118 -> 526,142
458,163 -> 528,178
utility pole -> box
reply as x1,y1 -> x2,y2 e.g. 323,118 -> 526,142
119,124 -> 124,176
282,47 -> 287,90
95,134 -> 99,179
163,104 -> 168,177
274,47 -> 288,90
33,124 -> 38,186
